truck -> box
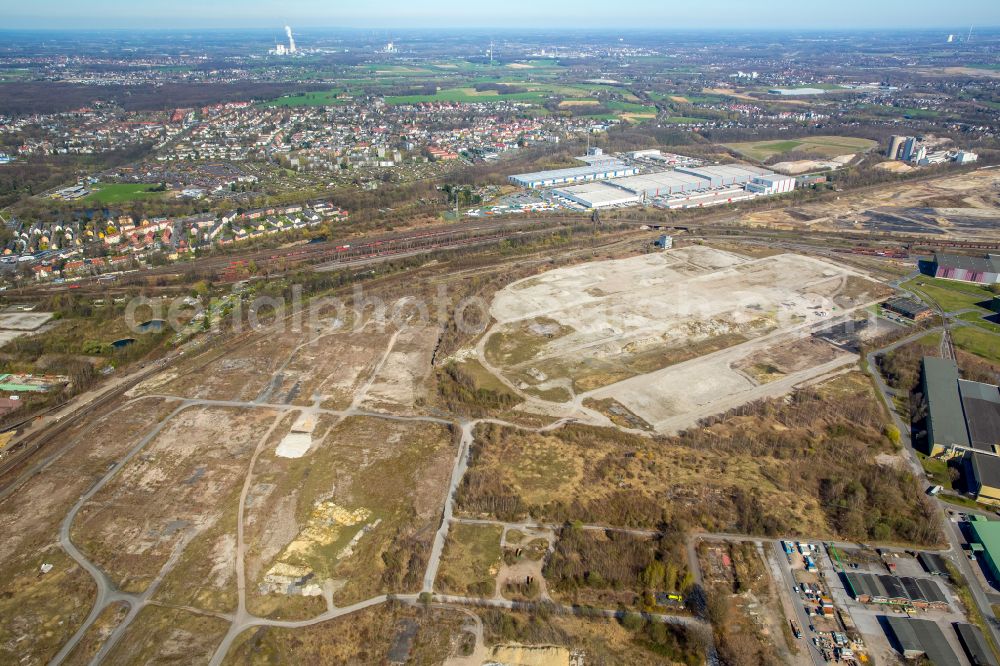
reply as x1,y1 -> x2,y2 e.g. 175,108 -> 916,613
790,620 -> 803,639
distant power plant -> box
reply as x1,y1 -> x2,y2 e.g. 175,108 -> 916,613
269,26 -> 298,56
886,135 -> 977,166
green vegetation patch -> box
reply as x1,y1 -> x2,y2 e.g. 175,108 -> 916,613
435,522 -> 503,597
953,326 -> 1000,364
903,276 -> 995,313
262,89 -> 351,107
724,135 -> 878,162
82,182 -> 166,204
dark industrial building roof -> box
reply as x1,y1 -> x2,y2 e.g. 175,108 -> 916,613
924,357 -> 972,450
884,296 -> 932,319
960,380 -> 1000,450
886,617 -> 960,664
956,623 -> 1000,666
933,252 -> 1000,274
918,551 -> 949,576
972,452 -> 1000,492
845,572 -> 948,605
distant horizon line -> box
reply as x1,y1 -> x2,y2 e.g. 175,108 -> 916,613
1,25 -> 998,33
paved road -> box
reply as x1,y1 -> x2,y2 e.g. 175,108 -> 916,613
767,541 -> 826,666
863,320 -> 1000,652
423,420 -> 476,593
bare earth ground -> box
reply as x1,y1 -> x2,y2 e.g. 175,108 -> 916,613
0,231 -> 966,664
478,245 -> 885,433
743,168 -> 1000,236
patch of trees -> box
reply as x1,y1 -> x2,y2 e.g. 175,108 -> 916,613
473,83 -> 528,95
436,362 -> 521,416
543,525 -> 693,599
707,585 -> 780,666
461,381 -> 943,546
877,339 -> 937,392
0,82 -> 326,116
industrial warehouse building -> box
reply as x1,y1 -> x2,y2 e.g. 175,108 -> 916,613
509,160 -> 638,188
675,164 -> 772,188
553,182 -> 641,209
510,154 -> 796,208
844,572 -> 949,609
956,623 -> 1000,666
882,296 -> 933,321
745,174 -> 797,195
930,252 -> 1000,285
884,617 -> 963,664
968,452 -> 1000,506
969,516 -> 1000,586
921,357 -> 1000,457
610,170 -> 711,197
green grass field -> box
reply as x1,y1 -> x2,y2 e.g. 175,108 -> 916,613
262,90 -> 350,107
385,87 -> 550,105
957,311 -> 1000,335
902,276 -> 995,313
723,135 -> 878,162
952,326 -> 1000,364
83,183 -> 166,205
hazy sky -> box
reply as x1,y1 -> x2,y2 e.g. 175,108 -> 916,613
5,0 -> 1000,30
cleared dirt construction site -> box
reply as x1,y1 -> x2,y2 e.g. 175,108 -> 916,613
480,246 -> 887,432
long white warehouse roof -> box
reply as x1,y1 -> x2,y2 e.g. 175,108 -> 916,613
554,182 -> 642,208
610,170 -> 709,194
510,160 -> 631,184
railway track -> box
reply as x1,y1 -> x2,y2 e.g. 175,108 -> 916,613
7,215 -> 594,298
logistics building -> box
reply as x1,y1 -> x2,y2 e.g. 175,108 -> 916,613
921,357 -> 1000,458
609,170 -> 711,197
745,174 -> 796,195
552,182 -> 641,209
509,160 -> 638,188
888,135 -> 907,159
930,252 -> 1000,285
675,164 -> 771,188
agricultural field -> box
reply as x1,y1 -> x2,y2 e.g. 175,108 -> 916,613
724,135 -> 878,162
